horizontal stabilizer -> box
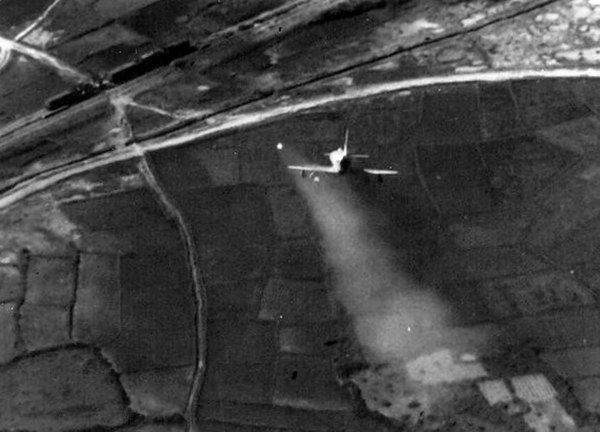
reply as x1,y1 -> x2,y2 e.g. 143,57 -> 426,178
349,154 -> 369,159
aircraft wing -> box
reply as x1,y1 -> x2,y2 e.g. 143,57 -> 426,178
349,154 -> 369,159
288,165 -> 338,173
364,168 -> 399,175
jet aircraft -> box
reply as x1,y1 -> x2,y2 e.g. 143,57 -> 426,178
280,130 -> 398,182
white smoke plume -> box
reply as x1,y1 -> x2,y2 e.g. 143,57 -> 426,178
278,143 -> 449,362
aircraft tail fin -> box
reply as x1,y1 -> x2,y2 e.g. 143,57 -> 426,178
343,129 -> 349,155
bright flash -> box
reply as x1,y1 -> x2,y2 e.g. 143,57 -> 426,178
276,143 -> 283,150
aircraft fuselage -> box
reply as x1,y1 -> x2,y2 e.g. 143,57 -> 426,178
328,148 -> 351,174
